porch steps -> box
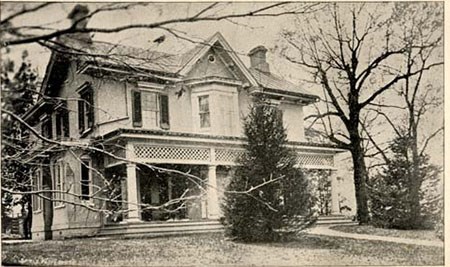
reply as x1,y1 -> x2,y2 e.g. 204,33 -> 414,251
97,220 -> 224,238
315,215 -> 356,225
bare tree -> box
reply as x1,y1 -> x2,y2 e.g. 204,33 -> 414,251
279,3 -> 443,223
366,2 -> 443,225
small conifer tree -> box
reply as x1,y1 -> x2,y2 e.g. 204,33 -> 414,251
369,135 -> 441,229
222,97 -> 313,242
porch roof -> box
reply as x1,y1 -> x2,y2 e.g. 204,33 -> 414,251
97,128 -> 347,153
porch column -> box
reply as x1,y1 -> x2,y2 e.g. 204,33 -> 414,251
330,170 -> 340,214
207,165 -> 220,219
126,163 -> 141,222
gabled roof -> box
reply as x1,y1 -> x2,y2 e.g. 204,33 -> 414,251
59,36 -> 184,74
44,32 -> 317,100
249,68 -> 318,100
177,32 -> 258,86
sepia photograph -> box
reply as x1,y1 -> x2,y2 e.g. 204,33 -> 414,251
0,1 -> 445,266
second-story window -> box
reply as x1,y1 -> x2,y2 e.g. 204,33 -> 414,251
142,91 -> 159,126
132,90 -> 169,129
198,95 -> 210,128
55,101 -> 70,139
41,115 -> 52,139
78,85 -> 94,134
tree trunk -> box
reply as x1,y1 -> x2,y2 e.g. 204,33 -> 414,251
350,141 -> 370,224
409,123 -> 422,227
347,91 -> 370,224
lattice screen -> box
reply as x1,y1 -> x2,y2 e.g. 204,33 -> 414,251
131,143 -> 334,168
134,144 -> 211,161
215,148 -> 245,163
297,153 -> 334,167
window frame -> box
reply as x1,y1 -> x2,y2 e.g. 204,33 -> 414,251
78,84 -> 94,136
55,101 -> 70,139
52,159 -> 65,208
80,158 -> 92,202
40,114 -> 53,139
198,95 -> 210,129
32,168 -> 43,212
142,91 -> 160,127
132,89 -> 170,130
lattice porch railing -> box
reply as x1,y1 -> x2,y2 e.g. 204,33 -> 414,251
131,143 -> 335,169
296,153 -> 334,168
134,145 -> 211,162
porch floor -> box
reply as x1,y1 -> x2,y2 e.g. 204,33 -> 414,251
97,219 -> 224,238
97,215 -> 355,239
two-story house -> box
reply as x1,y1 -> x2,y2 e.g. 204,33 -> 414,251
23,5 -> 346,240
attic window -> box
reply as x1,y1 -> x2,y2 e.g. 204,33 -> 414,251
208,54 -> 215,63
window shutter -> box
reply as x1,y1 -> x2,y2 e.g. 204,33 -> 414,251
55,112 -> 62,138
78,100 -> 85,133
87,90 -> 94,128
47,117 -> 53,139
159,94 -> 169,129
132,91 -> 142,127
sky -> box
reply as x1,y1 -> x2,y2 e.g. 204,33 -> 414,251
1,1 -> 445,168
4,2 -> 307,77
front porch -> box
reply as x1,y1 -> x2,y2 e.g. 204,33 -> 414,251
100,129 -> 346,226
103,163 -> 231,224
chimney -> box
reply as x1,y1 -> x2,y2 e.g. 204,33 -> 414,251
248,45 -> 270,73
67,4 -> 91,43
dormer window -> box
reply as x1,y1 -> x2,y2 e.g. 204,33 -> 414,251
77,84 -> 94,135
198,95 -> 210,128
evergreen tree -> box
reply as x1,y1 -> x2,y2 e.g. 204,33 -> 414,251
222,97 -> 313,242
1,51 -> 38,236
369,135 -> 441,229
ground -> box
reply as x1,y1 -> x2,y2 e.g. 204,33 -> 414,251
2,231 -> 443,266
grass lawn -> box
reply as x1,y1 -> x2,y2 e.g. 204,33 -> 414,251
330,224 -> 441,242
2,232 -> 443,266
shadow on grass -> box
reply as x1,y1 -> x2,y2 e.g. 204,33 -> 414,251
231,232 -> 343,250
328,224 -> 441,241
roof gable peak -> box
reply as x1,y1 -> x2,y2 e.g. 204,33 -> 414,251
178,32 -> 258,87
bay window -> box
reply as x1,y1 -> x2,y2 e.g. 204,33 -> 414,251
198,95 -> 210,128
